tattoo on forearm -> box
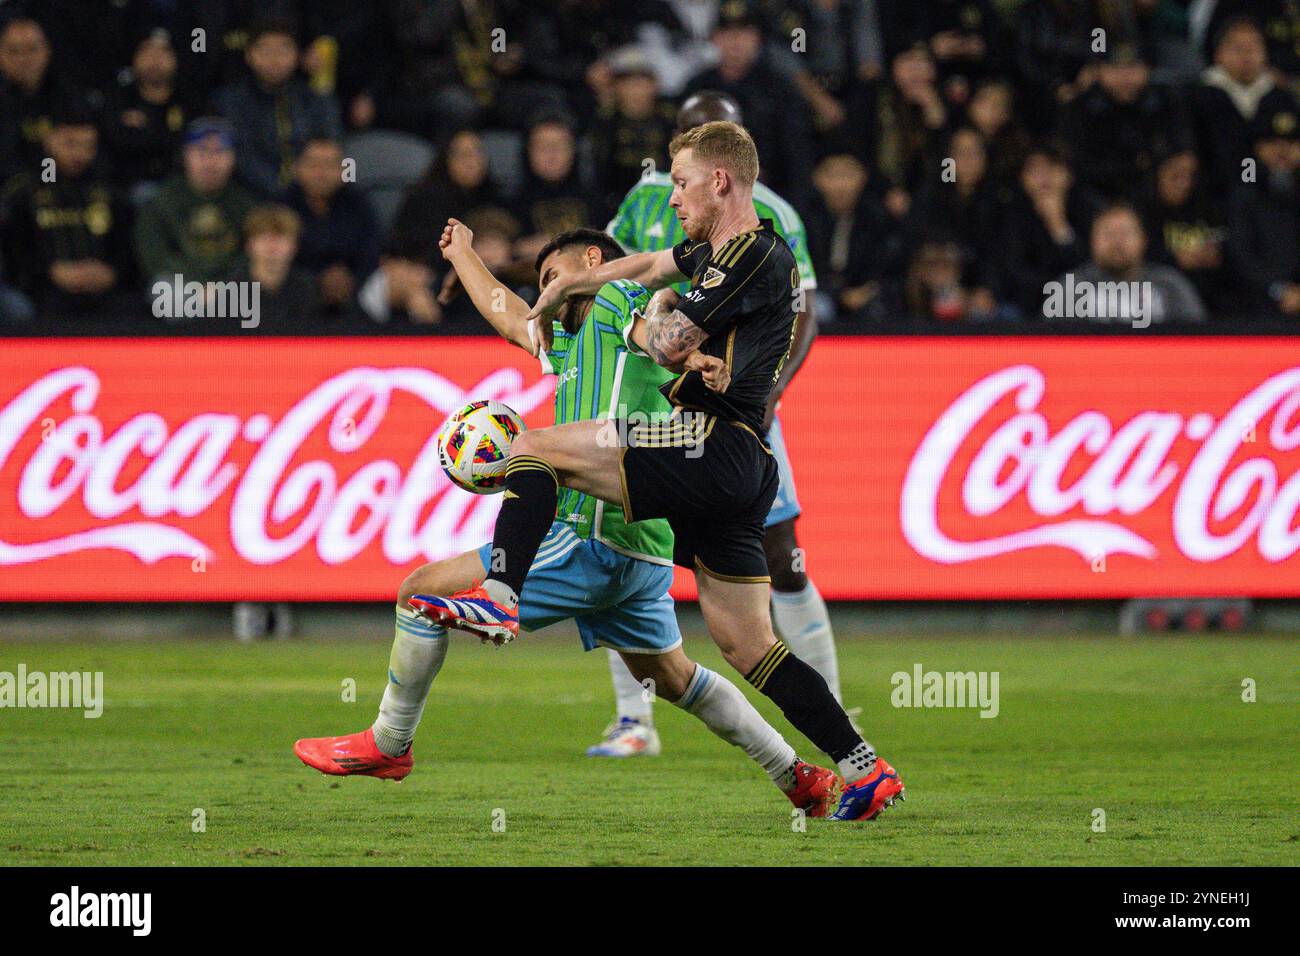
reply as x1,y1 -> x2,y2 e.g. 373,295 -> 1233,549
645,309 -> 707,368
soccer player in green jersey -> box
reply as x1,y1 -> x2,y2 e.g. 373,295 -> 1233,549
293,221 -> 843,817
589,91 -> 845,757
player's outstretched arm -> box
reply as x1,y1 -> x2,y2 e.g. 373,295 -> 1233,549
525,248 -> 683,325
439,219 -> 536,353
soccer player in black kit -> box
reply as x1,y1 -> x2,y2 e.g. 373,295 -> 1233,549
416,122 -> 904,820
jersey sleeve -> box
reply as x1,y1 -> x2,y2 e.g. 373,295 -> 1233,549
534,318 -> 573,375
592,280 -> 651,355
675,231 -> 779,336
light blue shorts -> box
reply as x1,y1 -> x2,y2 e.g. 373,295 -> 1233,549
476,522 -> 682,655
764,414 -> 802,528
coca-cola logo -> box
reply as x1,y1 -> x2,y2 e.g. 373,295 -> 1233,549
0,365 -> 554,568
901,365 -> 1300,565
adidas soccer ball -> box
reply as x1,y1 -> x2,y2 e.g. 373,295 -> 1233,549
437,400 -> 525,494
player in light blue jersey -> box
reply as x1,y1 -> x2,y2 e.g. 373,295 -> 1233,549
588,91 -> 849,758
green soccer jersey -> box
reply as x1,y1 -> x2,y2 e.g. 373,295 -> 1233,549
537,278 -> 675,565
607,171 -> 818,293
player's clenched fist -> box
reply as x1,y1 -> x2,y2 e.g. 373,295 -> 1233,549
439,218 -> 473,260
684,351 -> 729,393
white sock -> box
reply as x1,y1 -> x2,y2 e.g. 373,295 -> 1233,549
771,581 -> 841,702
674,664 -> 798,790
838,741 -> 877,784
372,604 -> 449,757
482,579 -> 519,611
607,649 -> 653,723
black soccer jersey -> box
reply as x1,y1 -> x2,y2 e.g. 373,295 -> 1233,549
664,219 -> 799,433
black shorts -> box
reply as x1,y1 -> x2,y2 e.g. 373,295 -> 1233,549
618,413 -> 778,581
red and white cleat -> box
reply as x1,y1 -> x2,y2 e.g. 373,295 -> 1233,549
785,760 -> 842,818
293,727 -> 412,781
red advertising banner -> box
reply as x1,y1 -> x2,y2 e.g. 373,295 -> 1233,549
0,337 -> 1297,600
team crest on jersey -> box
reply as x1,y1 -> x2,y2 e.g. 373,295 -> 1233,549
701,266 -> 727,289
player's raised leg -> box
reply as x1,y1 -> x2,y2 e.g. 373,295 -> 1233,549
694,571 -> 903,820
292,551 -> 482,779
416,418 -> 623,640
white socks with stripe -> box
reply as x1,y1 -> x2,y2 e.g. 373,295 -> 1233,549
607,649 -> 654,723
372,604 -> 449,757
771,581 -> 841,702
674,664 -> 799,791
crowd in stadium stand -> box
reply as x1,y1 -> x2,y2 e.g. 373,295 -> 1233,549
0,0 -> 1297,331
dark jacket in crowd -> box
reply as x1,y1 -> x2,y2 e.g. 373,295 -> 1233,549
1188,75 -> 1298,193
102,78 -> 201,188
211,77 -> 342,197
1059,82 -> 1190,201
996,184 -> 1096,318
0,165 -> 132,313
280,182 -> 380,283
1227,172 -> 1300,319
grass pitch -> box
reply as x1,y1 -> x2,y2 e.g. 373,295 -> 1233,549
1,625 -> 1295,866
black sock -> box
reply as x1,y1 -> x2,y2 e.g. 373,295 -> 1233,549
746,641 -> 861,762
486,455 -> 558,599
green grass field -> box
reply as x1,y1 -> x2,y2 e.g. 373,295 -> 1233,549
1,627 -> 1296,866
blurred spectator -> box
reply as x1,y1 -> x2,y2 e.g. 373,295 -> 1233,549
0,101 -> 130,318
1058,43 -> 1190,200
134,118 -> 255,292
299,3 -> 391,131
522,0 -> 664,120
356,257 -> 440,326
1142,149 -> 1230,314
1200,0 -> 1300,77
281,137 -> 379,312
387,129 -> 514,267
805,152 -> 896,323
893,237 -> 994,323
864,44 -> 949,213
1046,203 -> 1207,324
764,0 -> 884,138
965,78 -> 1032,188
588,47 -> 677,219
879,0 -> 1002,105
1226,100 -> 1300,320
1012,0 -> 1100,130
1189,17 -> 1295,194
997,145 -> 1096,318
512,116 -> 595,264
904,127 -> 1003,299
685,2 -> 815,204
102,28 -> 198,203
0,17 -> 91,178
233,204 -> 320,329
374,0 -> 564,135
211,16 -> 342,197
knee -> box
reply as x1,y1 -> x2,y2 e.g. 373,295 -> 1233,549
397,572 -> 422,608
510,429 -> 547,461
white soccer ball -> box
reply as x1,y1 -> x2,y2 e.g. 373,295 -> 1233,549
436,400 -> 526,494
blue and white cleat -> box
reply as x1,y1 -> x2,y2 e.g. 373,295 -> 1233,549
585,717 -> 662,757
829,757 -> 905,821
409,585 -> 518,646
